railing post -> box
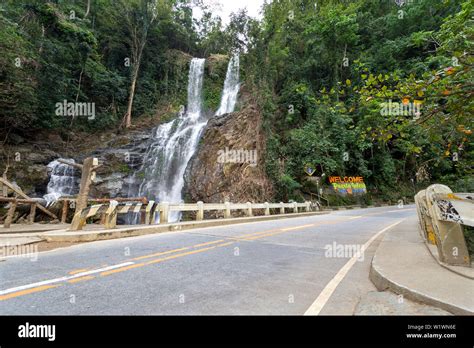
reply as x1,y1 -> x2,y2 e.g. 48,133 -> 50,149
145,201 -> 155,225
305,201 -> 311,212
61,199 -> 69,223
27,203 -> 36,224
4,199 -> 17,228
197,201 -> 204,221
264,202 -> 270,216
70,210 -> 86,231
246,202 -> 253,217
280,202 -> 285,214
160,202 -> 169,224
293,202 -> 298,213
224,202 -> 231,219
104,201 -> 118,229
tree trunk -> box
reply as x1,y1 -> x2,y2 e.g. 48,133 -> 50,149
75,157 -> 94,216
85,0 -> 91,18
123,62 -> 140,128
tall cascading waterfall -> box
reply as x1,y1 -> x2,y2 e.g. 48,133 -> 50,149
43,159 -> 78,205
127,54 -> 240,223
128,58 -> 207,222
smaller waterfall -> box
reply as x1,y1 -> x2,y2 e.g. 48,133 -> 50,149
215,55 -> 240,116
43,159 -> 78,204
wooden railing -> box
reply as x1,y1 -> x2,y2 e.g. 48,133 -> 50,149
69,201 -> 316,231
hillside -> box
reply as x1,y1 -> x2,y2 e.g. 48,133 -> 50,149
0,0 -> 472,209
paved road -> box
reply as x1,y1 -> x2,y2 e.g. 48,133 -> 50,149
0,206 -> 416,315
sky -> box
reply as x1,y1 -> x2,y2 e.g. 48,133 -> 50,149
193,0 -> 266,25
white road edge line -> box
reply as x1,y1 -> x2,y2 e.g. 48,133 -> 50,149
303,220 -> 404,316
387,209 -> 415,213
0,262 -> 135,295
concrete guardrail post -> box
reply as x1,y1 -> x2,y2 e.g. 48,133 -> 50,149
224,202 -> 231,219
246,202 -> 253,217
415,190 -> 437,245
160,202 -> 170,224
264,202 -> 270,216
305,201 -> 311,212
424,184 -> 470,266
104,200 -> 118,229
145,201 -> 155,225
197,201 -> 204,221
280,202 -> 285,215
293,202 -> 298,213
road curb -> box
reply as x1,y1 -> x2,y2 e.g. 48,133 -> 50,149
370,258 -> 472,315
369,218 -> 474,315
43,211 -> 328,243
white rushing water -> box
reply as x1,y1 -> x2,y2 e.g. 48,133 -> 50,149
43,159 -> 78,205
215,55 -> 240,116
129,54 -> 240,223
129,58 -> 207,222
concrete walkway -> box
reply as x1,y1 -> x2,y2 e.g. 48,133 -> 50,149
370,215 -> 474,315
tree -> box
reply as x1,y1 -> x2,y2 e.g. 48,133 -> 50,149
120,0 -> 160,128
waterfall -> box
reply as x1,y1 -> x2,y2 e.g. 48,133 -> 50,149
128,58 -> 207,222
125,55 -> 240,223
215,55 -> 240,116
43,159 -> 78,205
41,55 -> 240,219
126,55 -> 241,223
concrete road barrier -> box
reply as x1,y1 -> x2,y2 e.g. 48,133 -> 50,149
415,184 -> 472,267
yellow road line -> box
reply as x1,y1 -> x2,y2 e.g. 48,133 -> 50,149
68,268 -> 90,275
131,247 -> 190,261
145,245 -> 223,265
0,285 -> 59,301
242,220 -> 347,241
1,216 -> 363,302
131,218 -> 353,262
237,228 -> 281,238
215,241 -> 235,248
193,239 -> 225,248
131,239 -> 226,261
280,224 -> 314,231
68,275 -> 95,284
100,263 -> 146,276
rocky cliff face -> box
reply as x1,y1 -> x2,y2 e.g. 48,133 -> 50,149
185,87 -> 273,203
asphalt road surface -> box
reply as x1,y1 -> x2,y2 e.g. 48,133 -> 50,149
0,206 -> 416,315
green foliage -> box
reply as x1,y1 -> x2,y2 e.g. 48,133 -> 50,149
0,0 -> 202,136
202,55 -> 229,111
243,0 -> 472,201
1,0 -> 471,204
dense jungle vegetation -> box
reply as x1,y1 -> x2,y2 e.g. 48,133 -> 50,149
1,0 -> 472,201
